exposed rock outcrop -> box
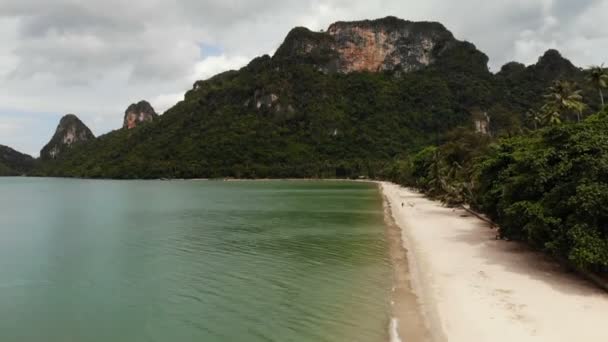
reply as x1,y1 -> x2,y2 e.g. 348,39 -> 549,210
123,100 -> 158,129
274,16 -> 470,74
254,91 -> 279,109
0,145 -> 35,176
40,114 -> 95,160
472,110 -> 491,136
328,17 -> 457,73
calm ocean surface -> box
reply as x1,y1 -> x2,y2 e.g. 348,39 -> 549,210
0,178 -> 392,342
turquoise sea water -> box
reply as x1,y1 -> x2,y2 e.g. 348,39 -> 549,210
0,178 -> 392,342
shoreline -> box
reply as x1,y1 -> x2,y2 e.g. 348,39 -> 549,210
2,176 -> 378,183
380,182 -> 608,342
380,186 -> 434,342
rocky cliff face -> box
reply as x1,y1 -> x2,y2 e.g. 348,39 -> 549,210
123,100 -> 158,129
40,114 -> 95,160
274,16 -> 462,74
328,17 -> 456,73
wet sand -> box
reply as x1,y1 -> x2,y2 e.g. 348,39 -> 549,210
381,189 -> 434,342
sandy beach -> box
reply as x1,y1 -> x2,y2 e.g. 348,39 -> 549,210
380,182 -> 608,342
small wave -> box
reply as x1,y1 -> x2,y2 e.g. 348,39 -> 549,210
389,317 -> 403,342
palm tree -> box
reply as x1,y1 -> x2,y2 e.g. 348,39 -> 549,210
588,64 -> 608,110
573,101 -> 587,123
543,80 -> 585,123
439,161 -> 469,206
526,109 -> 543,130
541,104 -> 562,125
426,149 -> 445,196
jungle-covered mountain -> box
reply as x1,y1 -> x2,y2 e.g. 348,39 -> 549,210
34,16 -> 598,179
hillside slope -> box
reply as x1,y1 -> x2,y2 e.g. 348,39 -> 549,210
0,145 -> 35,176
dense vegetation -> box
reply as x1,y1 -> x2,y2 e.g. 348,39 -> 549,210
383,67 -> 608,274
476,114 -> 608,273
0,145 -> 35,176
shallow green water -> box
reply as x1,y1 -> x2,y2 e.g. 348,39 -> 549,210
0,178 -> 392,342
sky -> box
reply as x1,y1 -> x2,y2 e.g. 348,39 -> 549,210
1,0 -> 607,156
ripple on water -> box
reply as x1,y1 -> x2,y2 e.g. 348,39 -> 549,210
0,179 -> 392,342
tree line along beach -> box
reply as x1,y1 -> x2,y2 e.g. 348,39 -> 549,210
380,182 -> 608,342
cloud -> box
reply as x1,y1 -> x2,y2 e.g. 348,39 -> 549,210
0,111 -> 60,156
193,55 -> 250,80
0,0 -> 606,154
151,54 -> 250,113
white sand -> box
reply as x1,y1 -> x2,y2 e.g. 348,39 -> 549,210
380,182 -> 608,342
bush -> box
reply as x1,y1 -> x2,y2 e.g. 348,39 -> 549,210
475,117 -> 608,272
